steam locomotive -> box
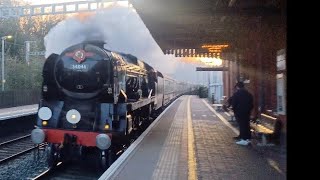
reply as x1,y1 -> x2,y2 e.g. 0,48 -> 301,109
31,41 -> 196,169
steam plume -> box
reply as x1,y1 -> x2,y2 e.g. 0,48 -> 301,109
44,4 -> 205,83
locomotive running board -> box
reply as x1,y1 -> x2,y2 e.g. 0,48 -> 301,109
127,97 -> 155,111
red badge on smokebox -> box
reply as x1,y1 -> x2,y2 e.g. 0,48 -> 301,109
65,49 -> 94,63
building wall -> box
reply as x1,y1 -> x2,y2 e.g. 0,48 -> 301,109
222,52 -> 237,100
222,19 -> 286,117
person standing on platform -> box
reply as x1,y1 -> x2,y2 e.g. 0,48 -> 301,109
231,81 -> 254,146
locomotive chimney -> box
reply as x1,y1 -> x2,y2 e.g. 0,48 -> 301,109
83,40 -> 106,48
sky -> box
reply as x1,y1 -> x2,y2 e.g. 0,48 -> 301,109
23,0 -> 216,84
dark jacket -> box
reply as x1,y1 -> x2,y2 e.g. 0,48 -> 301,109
231,88 -> 253,117
227,96 -> 232,108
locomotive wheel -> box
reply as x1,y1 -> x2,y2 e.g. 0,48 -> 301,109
47,144 -> 59,167
107,149 -> 115,167
144,105 -> 152,129
99,149 -> 115,170
100,156 -> 107,170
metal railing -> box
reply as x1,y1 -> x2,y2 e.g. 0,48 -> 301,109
0,0 -> 128,19
0,89 -> 40,108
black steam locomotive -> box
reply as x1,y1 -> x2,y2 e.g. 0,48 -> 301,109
31,41 -> 196,169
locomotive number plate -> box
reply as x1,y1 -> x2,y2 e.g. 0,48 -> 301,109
71,64 -> 88,71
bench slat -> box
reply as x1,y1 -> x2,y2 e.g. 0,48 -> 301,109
250,123 -> 274,134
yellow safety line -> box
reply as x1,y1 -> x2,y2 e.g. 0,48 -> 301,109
187,96 -> 198,180
267,158 -> 284,175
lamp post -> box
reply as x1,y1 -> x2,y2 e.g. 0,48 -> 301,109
25,40 -> 36,65
1,35 -> 12,91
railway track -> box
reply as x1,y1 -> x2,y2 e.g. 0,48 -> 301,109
29,127 -> 143,179
0,134 -> 43,163
32,161 -> 103,180
30,143 -> 129,180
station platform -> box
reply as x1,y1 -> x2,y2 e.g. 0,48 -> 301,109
100,95 -> 286,180
0,104 -> 38,121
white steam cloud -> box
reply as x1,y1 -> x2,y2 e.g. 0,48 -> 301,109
44,4 -> 205,83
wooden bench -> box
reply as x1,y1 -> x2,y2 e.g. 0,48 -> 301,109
250,113 -> 282,146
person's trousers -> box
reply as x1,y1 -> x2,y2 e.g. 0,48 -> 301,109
236,115 -> 251,140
